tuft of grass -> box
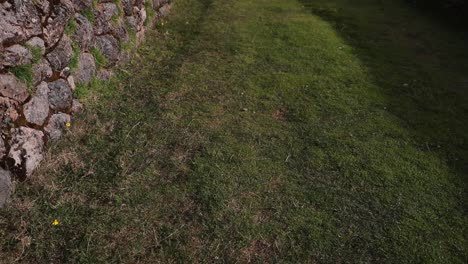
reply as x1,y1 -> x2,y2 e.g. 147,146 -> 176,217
64,18 -> 77,35
25,44 -> 43,64
73,83 -> 87,99
69,43 -> 81,72
121,23 -> 137,51
10,64 -> 34,90
90,47 -> 109,69
74,77 -> 103,99
110,0 -> 123,25
144,1 -> 156,26
111,15 -> 119,25
114,0 -> 124,18
82,7 -> 95,23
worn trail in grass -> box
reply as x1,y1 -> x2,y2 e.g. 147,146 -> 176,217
1,0 -> 467,262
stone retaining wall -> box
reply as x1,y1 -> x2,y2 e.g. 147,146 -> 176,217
0,0 -> 171,207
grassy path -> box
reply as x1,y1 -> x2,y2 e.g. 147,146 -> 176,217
1,0 -> 467,262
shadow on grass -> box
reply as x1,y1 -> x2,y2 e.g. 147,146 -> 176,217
298,0 -> 468,179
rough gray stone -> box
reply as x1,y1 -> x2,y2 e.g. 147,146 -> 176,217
94,1 -> 133,42
71,99 -> 84,114
112,22 -> 129,42
36,81 -> 50,97
23,82 -> 50,126
95,35 -> 120,63
97,69 -> 114,80
100,3 -> 119,20
153,0 -> 169,9
135,0 -> 144,9
136,27 -> 146,44
46,35 -> 73,71
0,46 -> 4,68
0,44 -> 32,68
8,127 -> 44,178
0,0 -> 161,198
71,0 -> 92,11
48,79 -> 73,112
34,0 -> 51,15
74,14 -> 95,52
140,6 -> 147,26
0,73 -> 29,103
45,113 -> 71,141
43,0 -> 75,47
0,137 -> 6,158
126,16 -> 138,30
0,168 -> 12,208
0,1 -> 12,9
60,67 -> 72,79
126,5 -> 149,33
123,0 -> 135,16
129,7 -> 145,31
0,0 -> 42,46
159,4 -> 171,17
32,58 -> 53,85
0,97 -> 21,129
74,53 -> 96,85
94,3 -> 119,35
119,50 -> 132,64
67,75 -> 76,91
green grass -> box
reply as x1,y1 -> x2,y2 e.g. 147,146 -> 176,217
25,44 -> 42,64
90,47 -> 109,69
65,19 -> 77,36
9,64 -> 34,90
69,43 -> 81,72
0,0 -> 466,263
299,0 -> 468,174
74,77 -> 102,99
110,0 -> 123,25
144,0 -> 156,26
121,23 -> 137,51
114,0 -> 124,17
111,15 -> 119,25
82,7 -> 95,23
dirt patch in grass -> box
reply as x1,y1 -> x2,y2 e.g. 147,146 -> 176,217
272,108 -> 288,121
240,240 -> 274,263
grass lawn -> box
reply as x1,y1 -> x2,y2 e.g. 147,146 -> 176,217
1,0 -> 467,262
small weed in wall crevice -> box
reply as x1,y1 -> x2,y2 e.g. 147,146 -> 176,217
25,44 -> 43,64
91,47 -> 109,69
82,8 -> 95,23
69,43 -> 81,72
65,19 -> 78,36
10,64 -> 34,91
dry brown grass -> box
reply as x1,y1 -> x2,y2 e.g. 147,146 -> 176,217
271,108 -> 287,121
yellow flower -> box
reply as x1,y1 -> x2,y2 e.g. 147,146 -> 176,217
65,122 -> 71,127
52,219 -> 60,226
